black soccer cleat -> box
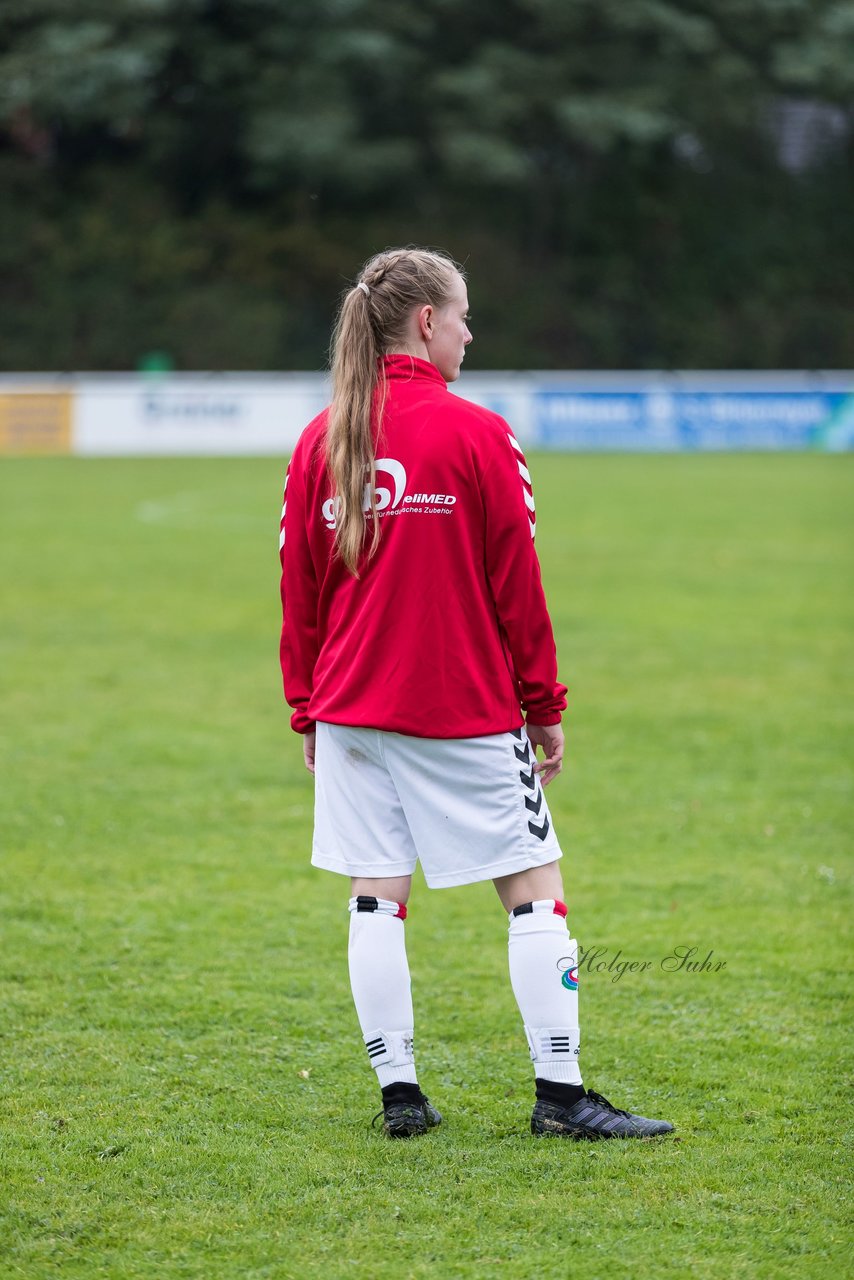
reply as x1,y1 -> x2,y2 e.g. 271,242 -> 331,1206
372,1084 -> 442,1139
531,1088 -> 674,1140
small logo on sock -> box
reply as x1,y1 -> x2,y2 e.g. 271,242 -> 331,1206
558,956 -> 579,990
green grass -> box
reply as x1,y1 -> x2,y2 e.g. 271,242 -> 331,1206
1,454 -> 851,1279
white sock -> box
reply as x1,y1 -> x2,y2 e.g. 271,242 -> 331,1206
507,899 -> 583,1086
348,896 -> 417,1088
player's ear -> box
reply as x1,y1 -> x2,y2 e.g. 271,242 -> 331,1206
417,304 -> 434,342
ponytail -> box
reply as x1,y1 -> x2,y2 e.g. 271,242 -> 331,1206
325,247 -> 462,576
326,285 -> 382,576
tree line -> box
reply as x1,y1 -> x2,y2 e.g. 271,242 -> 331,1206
1,0 -> 852,371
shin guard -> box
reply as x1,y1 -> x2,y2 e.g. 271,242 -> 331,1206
508,900 -> 582,1086
348,897 -> 417,1087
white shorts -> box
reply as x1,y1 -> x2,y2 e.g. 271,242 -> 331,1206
311,722 -> 563,889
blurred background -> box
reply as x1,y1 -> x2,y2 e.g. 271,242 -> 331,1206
1,0 -> 852,378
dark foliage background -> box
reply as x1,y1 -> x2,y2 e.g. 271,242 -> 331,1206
2,0 -> 852,371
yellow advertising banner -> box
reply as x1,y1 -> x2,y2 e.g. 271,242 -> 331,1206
0,391 -> 73,454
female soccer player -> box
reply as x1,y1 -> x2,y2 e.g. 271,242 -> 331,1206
278,247 -> 672,1141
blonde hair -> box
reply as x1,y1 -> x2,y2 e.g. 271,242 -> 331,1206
326,247 -> 463,576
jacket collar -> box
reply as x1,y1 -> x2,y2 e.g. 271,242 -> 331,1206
380,354 -> 447,387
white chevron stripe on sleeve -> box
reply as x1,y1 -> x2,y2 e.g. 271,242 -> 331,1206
506,431 -> 535,535
279,528 -> 286,550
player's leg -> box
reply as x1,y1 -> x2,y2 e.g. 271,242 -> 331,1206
311,723 -> 438,1137
350,875 -> 413,903
495,862 -> 672,1139
493,860 -> 565,912
347,874 -> 416,1089
346,873 -> 440,1135
495,857 -> 585,1102
496,859 -> 584,1096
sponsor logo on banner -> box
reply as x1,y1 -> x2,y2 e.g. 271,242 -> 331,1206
142,394 -> 241,423
0,392 -> 72,454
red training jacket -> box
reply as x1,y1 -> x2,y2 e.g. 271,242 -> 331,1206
279,355 -> 567,738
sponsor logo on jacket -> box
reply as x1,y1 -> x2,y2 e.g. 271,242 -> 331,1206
321,457 -> 457,530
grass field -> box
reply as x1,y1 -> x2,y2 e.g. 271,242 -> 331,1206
1,453 -> 851,1279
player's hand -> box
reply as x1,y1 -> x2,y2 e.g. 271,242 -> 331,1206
526,722 -> 564,787
303,729 -> 317,775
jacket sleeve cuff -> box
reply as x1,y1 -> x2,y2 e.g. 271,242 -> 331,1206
525,709 -> 564,727
290,708 -> 316,734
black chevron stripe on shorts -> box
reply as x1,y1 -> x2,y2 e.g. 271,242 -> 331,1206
525,789 -> 543,815
514,732 -> 550,842
528,813 -> 550,840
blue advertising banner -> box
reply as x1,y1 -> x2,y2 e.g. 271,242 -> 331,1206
534,389 -> 854,451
